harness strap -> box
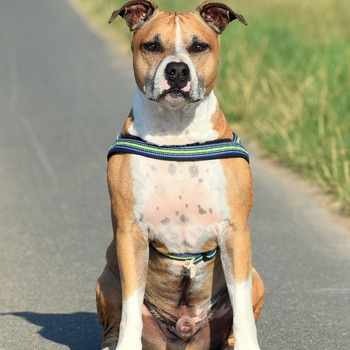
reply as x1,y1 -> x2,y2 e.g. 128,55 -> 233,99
107,133 -> 249,162
157,248 -> 218,265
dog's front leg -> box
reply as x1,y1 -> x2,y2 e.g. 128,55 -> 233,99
219,224 -> 259,350
115,221 -> 148,350
219,159 -> 260,350
108,155 -> 149,350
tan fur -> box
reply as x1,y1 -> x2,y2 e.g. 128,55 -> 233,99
221,157 -> 254,282
107,154 -> 149,300
210,106 -> 234,140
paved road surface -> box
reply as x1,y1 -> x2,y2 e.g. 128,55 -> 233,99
0,0 -> 349,349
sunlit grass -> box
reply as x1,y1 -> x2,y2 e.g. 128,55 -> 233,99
216,0 -> 350,214
74,0 -> 350,214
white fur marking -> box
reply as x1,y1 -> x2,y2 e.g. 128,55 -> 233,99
131,155 -> 230,253
129,89 -> 219,146
175,16 -> 184,54
231,277 -> 260,350
116,288 -> 144,350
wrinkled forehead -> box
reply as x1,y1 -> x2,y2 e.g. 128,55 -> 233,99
132,11 -> 219,49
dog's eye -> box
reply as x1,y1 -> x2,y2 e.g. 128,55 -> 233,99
188,42 -> 210,53
141,42 -> 164,53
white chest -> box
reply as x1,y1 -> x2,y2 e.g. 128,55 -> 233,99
130,155 -> 230,253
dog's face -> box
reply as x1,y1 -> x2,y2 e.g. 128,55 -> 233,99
131,11 -> 221,108
110,1 -> 247,108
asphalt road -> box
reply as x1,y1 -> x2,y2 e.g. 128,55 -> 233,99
0,0 -> 349,349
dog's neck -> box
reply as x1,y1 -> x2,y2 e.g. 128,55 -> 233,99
125,88 -> 226,146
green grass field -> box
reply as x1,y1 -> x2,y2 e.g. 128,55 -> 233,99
75,0 -> 350,215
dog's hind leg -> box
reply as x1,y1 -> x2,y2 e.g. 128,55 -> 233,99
252,267 -> 264,322
96,264 -> 122,350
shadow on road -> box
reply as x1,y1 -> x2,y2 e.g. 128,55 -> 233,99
4,311 -> 102,349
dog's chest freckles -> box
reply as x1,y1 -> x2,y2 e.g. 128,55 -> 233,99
131,156 -> 229,250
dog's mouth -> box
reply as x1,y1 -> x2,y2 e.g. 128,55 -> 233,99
163,88 -> 189,99
155,88 -> 193,106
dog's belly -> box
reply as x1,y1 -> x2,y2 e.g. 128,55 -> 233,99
131,155 -> 230,253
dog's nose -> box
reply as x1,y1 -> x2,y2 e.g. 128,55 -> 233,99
165,62 -> 190,89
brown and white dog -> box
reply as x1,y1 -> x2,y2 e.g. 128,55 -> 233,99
96,1 -> 264,349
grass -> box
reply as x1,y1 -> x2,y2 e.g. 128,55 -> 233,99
73,0 -> 350,215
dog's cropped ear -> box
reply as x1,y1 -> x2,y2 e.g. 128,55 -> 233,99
108,0 -> 158,31
196,1 -> 247,34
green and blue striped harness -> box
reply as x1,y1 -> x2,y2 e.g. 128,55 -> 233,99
107,132 -> 249,268
108,132 -> 249,163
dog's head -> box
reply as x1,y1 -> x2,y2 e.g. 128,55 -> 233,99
109,0 -> 247,109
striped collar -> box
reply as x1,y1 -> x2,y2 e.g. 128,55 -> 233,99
107,133 -> 249,162
151,246 -> 218,279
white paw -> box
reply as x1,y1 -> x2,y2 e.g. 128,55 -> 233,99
116,341 -> 142,350
234,343 -> 260,350
102,346 -> 116,350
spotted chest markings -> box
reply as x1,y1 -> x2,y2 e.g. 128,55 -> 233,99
131,155 -> 230,253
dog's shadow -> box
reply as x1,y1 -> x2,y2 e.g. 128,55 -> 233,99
4,311 -> 101,349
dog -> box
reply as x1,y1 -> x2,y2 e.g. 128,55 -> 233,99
96,1 -> 264,349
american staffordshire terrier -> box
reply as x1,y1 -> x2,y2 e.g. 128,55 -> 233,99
96,1 -> 264,349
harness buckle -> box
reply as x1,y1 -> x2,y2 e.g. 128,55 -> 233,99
183,258 -> 196,278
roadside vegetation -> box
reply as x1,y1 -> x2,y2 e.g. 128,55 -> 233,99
74,0 -> 350,215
